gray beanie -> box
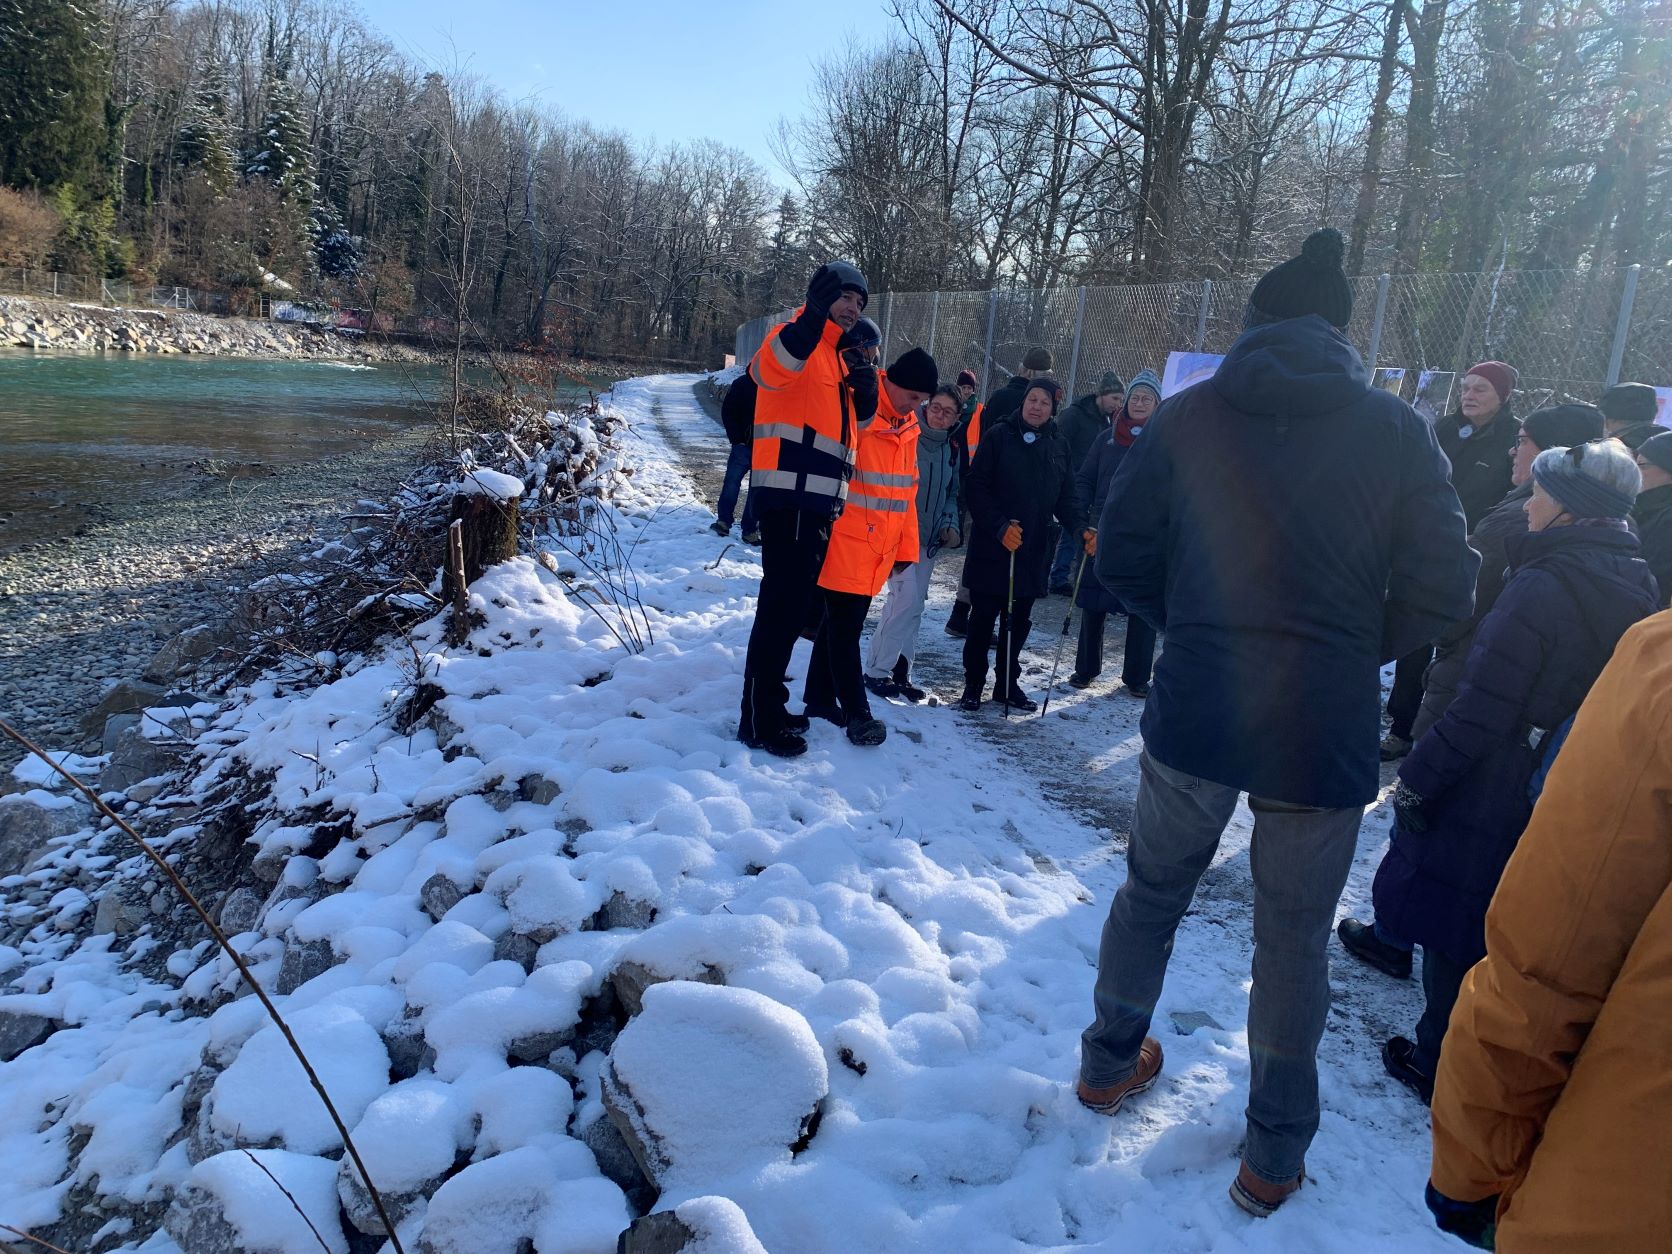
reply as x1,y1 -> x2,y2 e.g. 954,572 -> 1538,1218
1531,442 -> 1641,520
1097,371 -> 1125,396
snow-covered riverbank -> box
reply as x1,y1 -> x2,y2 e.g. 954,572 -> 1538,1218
0,375 -> 1452,1253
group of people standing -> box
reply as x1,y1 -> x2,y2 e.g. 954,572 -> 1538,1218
721,236 -> 1672,1249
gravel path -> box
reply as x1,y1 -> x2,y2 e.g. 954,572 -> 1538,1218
0,423 -> 438,771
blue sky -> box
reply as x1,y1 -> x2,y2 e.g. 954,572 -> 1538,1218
353,0 -> 897,179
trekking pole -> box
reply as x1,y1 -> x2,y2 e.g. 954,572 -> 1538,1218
1002,522 -> 1019,719
1039,546 -> 1089,718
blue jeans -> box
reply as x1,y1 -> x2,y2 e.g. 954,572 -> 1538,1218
717,443 -> 757,532
1081,751 -> 1362,1183
1050,524 -> 1078,587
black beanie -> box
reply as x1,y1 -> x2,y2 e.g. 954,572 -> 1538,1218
1248,228 -> 1354,329
1024,375 -> 1063,412
1600,382 -> 1658,428
1640,431 -> 1672,477
887,347 -> 938,395
1522,403 -> 1605,452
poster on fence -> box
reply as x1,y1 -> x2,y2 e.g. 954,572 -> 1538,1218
1414,370 -> 1456,423
1656,387 -> 1672,428
1373,367 -> 1407,397
1161,352 -> 1224,398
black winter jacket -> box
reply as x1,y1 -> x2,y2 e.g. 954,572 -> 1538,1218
1058,394 -> 1110,479
1436,409 -> 1519,530
1376,524 -> 1661,964
963,417 -> 1083,600
1632,483 -> 1672,610
1096,315 -> 1478,808
982,375 -> 1029,428
1075,428 -> 1137,615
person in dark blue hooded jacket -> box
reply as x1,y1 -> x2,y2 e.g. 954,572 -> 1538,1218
1075,228 -> 1478,1220
1372,438 -> 1660,1105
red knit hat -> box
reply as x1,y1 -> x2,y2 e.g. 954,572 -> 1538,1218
1464,360 -> 1519,405
956,369 -> 978,389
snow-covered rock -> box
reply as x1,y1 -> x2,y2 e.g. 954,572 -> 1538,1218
165,1149 -> 348,1254
602,982 -> 827,1187
0,791 -> 90,877
337,1077 -> 469,1235
0,1009 -> 55,1062
619,1196 -> 769,1254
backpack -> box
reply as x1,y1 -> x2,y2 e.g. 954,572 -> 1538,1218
721,374 -> 757,445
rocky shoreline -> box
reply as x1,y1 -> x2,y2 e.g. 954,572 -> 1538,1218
0,423 -> 437,773
0,292 -> 434,362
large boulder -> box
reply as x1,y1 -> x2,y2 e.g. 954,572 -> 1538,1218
141,624 -> 228,684
601,983 -> 827,1188
98,723 -> 184,794
165,1149 -> 348,1254
0,1008 -> 55,1061
618,1197 -> 769,1254
0,792 -> 92,877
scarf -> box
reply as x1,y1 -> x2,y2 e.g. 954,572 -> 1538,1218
1114,407 -> 1145,447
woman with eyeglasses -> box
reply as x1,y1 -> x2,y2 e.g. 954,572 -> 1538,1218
1370,437 -> 1660,1105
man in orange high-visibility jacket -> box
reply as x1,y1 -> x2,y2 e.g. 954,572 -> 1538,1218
738,260 -> 873,759
802,347 -> 938,747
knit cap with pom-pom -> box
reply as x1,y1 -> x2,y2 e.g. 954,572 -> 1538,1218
1247,227 -> 1354,329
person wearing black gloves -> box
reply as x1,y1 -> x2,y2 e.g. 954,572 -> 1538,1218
737,260 -> 871,758
958,375 -> 1086,712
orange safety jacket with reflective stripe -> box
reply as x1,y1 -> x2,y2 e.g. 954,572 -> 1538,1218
965,402 -> 984,459
748,311 -> 856,516
819,376 -> 920,597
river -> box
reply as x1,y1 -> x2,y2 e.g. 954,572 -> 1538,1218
0,351 -> 594,551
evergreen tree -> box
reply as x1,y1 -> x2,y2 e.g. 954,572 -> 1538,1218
245,69 -> 313,205
175,63 -> 236,194
0,0 -> 109,191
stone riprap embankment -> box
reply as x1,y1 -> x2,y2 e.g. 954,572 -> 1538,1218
0,293 -> 431,362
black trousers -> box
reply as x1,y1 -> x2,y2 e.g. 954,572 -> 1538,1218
739,507 -> 831,739
1387,645 -> 1433,740
1412,945 -> 1470,1077
1075,608 -> 1157,687
803,588 -> 874,723
963,589 -> 1035,697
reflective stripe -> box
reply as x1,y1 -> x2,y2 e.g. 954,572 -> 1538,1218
846,491 -> 911,513
853,469 -> 915,488
751,469 -> 848,498
751,421 -> 852,464
768,332 -> 808,375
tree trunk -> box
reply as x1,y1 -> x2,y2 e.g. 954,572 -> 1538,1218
1348,0 -> 1409,275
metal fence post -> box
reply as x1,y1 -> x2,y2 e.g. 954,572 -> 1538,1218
52,271 -> 58,298
1605,263 -> 1642,387
1067,286 -> 1088,396
927,290 -> 940,361
1192,280 -> 1212,352
983,289 -> 999,390
1365,274 -> 1392,369
881,291 -> 894,363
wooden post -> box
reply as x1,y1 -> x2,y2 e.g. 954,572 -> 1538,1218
446,519 -> 469,646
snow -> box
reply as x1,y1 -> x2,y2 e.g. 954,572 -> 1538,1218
0,374 -> 1453,1253
457,466 -> 527,501
187,1149 -> 347,1253
607,982 -> 827,1184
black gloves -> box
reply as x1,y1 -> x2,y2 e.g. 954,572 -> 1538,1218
846,363 -> 878,426
805,264 -> 846,316
1392,780 -> 1429,833
777,265 -> 847,362
1425,1183 -> 1497,1249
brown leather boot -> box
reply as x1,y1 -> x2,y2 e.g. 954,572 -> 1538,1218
1229,1160 -> 1306,1217
1075,1038 -> 1164,1114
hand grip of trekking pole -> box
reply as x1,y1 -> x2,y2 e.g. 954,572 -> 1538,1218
1001,519 -> 1023,552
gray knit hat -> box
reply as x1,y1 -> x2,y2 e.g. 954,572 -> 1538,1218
1097,371 -> 1125,396
1531,442 -> 1641,519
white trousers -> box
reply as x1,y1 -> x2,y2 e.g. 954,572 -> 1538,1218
865,550 -> 940,678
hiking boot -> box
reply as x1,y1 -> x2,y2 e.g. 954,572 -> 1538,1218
1067,672 -> 1094,690
890,660 -> 926,702
863,675 -> 901,700
944,603 -> 970,637
1382,1036 -> 1434,1105
742,529 -> 762,545
708,520 -> 731,536
738,727 -> 807,758
846,717 -> 887,747
1000,687 -> 1038,713
1076,1038 -> 1164,1115
1337,918 -> 1412,979
1230,1161 -> 1306,1218
804,702 -> 847,728
1124,682 -> 1150,698
958,688 -> 983,712
782,712 -> 811,734
1051,582 -> 1074,597
1380,732 -> 1413,761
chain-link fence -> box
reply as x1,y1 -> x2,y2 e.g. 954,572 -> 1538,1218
0,266 -> 241,317
736,264 -> 1669,413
